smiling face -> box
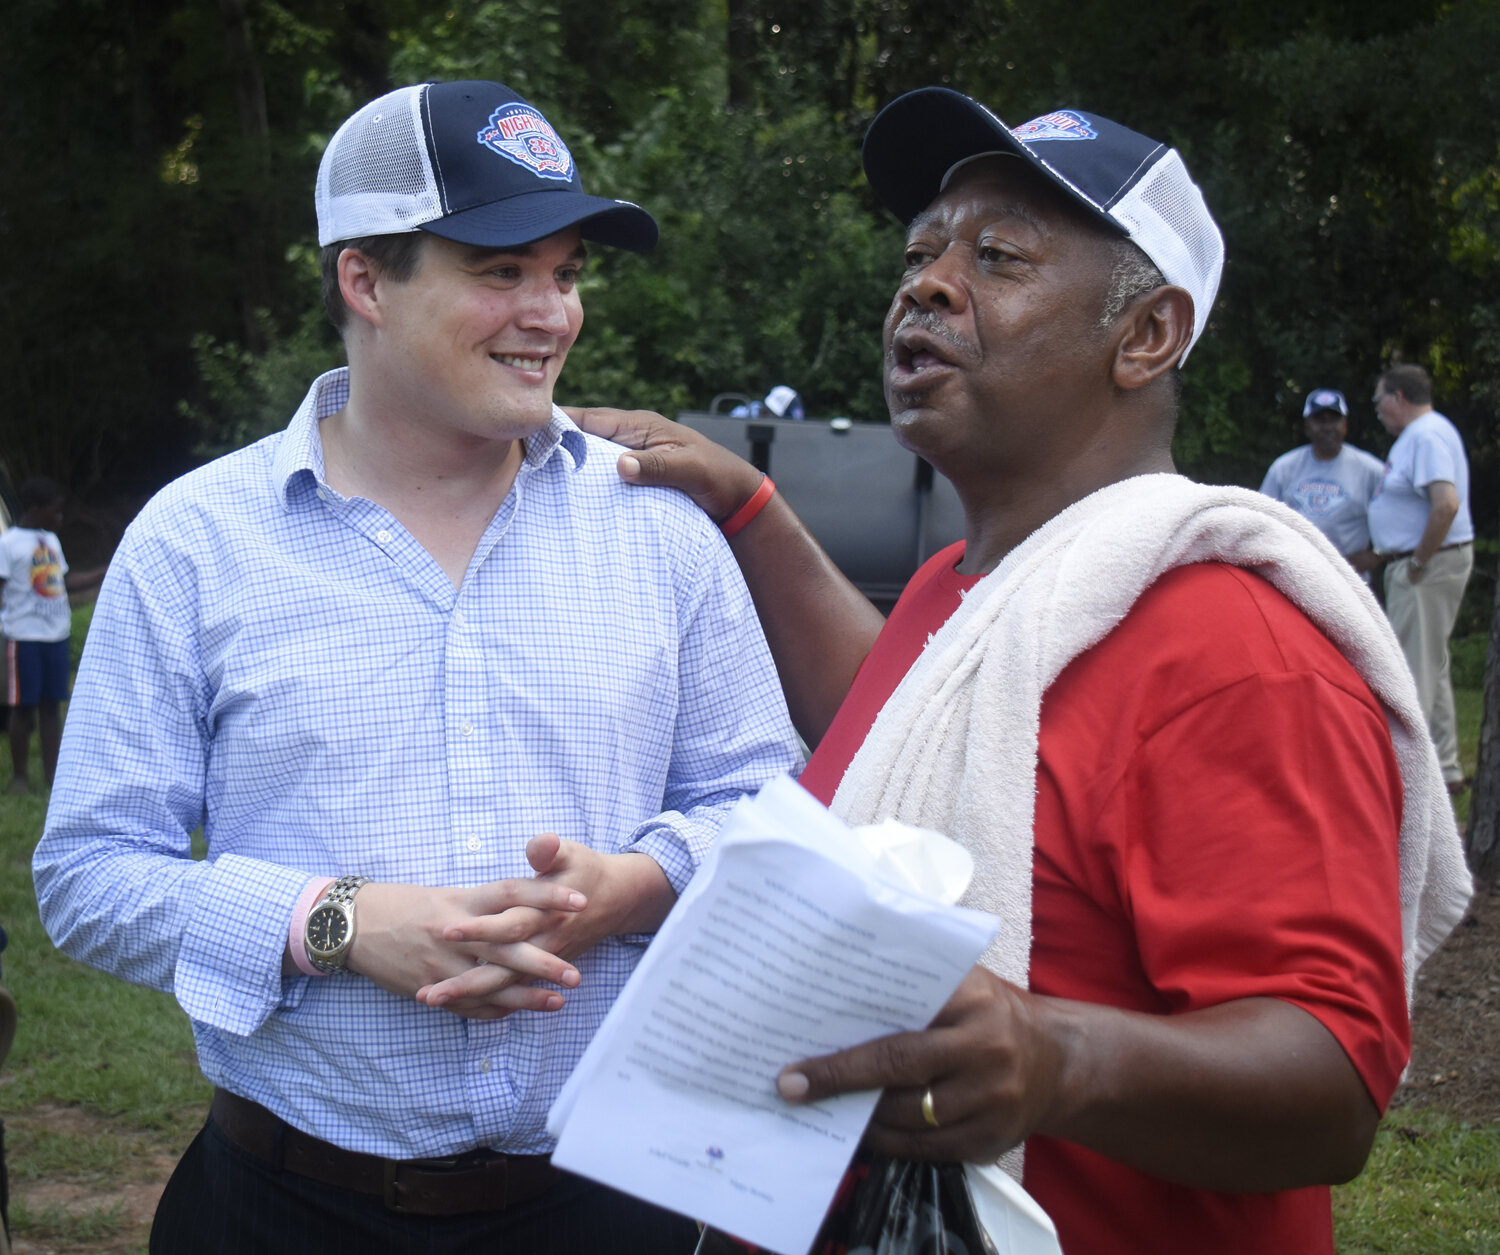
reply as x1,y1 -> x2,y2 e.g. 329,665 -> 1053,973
1304,409 -> 1347,459
368,228 -> 586,444
881,158 -> 1122,483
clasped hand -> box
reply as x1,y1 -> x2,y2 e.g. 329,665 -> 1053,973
347,833 -> 663,1021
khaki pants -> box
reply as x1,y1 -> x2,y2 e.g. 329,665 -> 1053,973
1384,543 -> 1474,782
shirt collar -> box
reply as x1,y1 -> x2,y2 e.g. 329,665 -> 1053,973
527,406 -> 591,473
272,368 -> 589,509
272,368 -> 347,509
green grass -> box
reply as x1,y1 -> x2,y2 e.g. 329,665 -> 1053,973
10,1197 -> 131,1244
2,790 -> 207,1131
1333,1110 -> 1500,1253
1,608 -> 1496,1251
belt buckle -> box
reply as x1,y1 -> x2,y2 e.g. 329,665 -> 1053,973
382,1160 -> 406,1212
381,1155 -> 476,1213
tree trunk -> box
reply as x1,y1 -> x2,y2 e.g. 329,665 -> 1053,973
727,0 -> 757,111
1466,563 -> 1500,882
217,0 -> 271,352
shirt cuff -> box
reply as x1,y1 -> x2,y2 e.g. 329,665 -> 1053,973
174,856 -> 319,1036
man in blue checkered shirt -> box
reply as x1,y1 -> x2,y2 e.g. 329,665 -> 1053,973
34,81 -> 800,1254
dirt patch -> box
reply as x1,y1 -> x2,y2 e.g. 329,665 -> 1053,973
7,1107 -> 184,1255
1390,867 -> 1500,1120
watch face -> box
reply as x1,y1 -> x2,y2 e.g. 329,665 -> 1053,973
307,904 -> 350,956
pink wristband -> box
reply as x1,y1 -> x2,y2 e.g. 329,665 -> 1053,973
288,876 -> 336,977
720,475 -> 775,539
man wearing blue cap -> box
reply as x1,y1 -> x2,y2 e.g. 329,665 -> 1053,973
580,89 -> 1469,1254
1259,388 -> 1385,576
34,81 -> 799,1253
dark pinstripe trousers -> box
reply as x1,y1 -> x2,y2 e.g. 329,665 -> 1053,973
149,1118 -> 701,1254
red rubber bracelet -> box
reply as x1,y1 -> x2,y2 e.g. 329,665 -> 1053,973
720,476 -> 776,539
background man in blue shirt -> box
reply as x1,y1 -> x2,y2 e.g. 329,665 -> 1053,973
34,80 -> 799,1254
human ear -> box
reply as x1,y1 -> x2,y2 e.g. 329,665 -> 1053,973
1111,286 -> 1194,391
337,248 -> 383,329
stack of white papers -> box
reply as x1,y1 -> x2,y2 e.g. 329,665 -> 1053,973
548,775 -> 1001,1255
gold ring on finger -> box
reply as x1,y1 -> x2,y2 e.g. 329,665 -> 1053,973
921,1087 -> 940,1129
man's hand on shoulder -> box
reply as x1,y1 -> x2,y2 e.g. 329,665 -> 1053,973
563,406 -> 765,524
411,834 -> 676,1017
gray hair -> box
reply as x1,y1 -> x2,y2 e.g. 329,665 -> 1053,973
1098,238 -> 1167,329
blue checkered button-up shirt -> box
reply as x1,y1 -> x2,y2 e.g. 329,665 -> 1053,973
36,369 -> 802,1156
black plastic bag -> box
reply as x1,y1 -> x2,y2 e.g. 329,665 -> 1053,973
695,1149 -> 998,1255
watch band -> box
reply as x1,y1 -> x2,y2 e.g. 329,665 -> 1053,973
288,876 -> 336,977
324,874 -> 369,910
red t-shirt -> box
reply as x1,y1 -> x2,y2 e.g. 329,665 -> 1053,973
801,544 -> 1409,1255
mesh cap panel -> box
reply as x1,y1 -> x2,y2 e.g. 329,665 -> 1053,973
1111,150 -> 1223,362
313,81 -> 656,253
316,86 -> 442,245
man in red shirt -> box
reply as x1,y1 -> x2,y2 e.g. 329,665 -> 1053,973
576,89 -> 1468,1253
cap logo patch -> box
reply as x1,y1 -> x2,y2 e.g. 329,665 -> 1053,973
476,104 -> 574,181
1012,111 -> 1097,144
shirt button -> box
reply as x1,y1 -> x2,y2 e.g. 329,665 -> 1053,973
466,835 -> 483,852
460,721 -> 474,737
317,487 -> 333,502
452,610 -> 466,628
376,529 -> 392,544
480,1058 -> 492,1073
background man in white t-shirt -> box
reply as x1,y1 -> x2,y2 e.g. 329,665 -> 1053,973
1367,363 -> 1474,792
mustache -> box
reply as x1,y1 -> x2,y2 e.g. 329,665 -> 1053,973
887,309 -> 978,363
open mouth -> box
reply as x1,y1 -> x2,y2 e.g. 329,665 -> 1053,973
891,329 -> 959,382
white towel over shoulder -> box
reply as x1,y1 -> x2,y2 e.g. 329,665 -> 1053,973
832,473 -> 1472,1001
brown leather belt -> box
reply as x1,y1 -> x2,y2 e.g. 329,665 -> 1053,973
210,1088 -> 560,1215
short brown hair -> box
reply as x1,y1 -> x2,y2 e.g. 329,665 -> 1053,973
1379,363 -> 1433,407
320,233 -> 427,333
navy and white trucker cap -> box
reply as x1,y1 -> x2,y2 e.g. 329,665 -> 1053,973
862,87 -> 1224,362
1302,388 -> 1349,418
316,81 -> 657,253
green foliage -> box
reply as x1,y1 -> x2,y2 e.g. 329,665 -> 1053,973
562,91 -> 900,418
183,303 -> 345,458
389,2 -> 566,98
1457,537 -> 1499,641
5,0 -> 1499,557
1451,634 -> 1488,692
